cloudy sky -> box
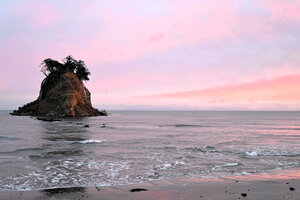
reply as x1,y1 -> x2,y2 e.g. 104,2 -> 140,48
1,0 -> 300,110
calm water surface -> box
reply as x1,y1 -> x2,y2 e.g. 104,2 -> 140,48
0,111 -> 299,191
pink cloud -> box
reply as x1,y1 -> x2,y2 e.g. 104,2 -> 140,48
263,65 -> 300,79
148,74 -> 300,104
11,0 -> 296,66
15,1 -> 60,28
0,80 -> 8,91
2,0 -> 300,110
149,33 -> 165,43
64,1 -> 243,64
75,0 -> 300,65
262,0 -> 300,21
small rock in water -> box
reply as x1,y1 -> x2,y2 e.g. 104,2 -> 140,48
130,188 -> 148,192
241,193 -> 247,197
289,187 -> 295,191
205,146 -> 215,149
36,117 -> 61,122
84,125 -> 89,128
148,172 -> 160,179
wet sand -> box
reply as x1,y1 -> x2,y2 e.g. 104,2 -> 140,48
1,169 -> 300,200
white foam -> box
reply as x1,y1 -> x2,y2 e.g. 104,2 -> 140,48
174,161 -> 185,166
161,161 -> 186,170
246,151 -> 257,156
234,171 -> 252,176
223,162 -> 239,167
212,162 -> 239,170
162,163 -> 172,169
241,171 -> 252,175
77,140 -> 107,144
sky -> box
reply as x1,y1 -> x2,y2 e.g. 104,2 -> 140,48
0,0 -> 300,110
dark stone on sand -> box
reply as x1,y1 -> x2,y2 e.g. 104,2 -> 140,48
241,193 -> 247,197
11,71 -> 107,117
43,187 -> 86,196
84,125 -> 89,128
130,188 -> 148,192
290,187 -> 295,191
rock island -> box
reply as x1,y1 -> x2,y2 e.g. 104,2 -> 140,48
11,56 -> 106,117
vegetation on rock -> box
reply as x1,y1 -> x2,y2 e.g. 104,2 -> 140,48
41,55 -> 91,81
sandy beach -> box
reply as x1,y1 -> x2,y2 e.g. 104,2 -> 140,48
1,168 -> 299,200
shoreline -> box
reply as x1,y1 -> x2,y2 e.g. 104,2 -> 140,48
1,168 -> 299,200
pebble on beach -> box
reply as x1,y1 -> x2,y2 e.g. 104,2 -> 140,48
241,193 -> 247,197
130,188 -> 148,192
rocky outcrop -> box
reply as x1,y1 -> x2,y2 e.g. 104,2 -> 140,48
11,71 -> 106,117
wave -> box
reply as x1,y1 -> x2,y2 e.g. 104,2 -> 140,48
143,146 -> 178,151
0,136 -> 20,141
245,151 -> 258,156
212,162 -> 240,170
265,127 -> 300,131
163,146 -> 178,150
72,140 -> 107,144
0,155 -> 27,164
223,162 -> 239,167
183,146 -> 217,152
0,147 -> 45,154
217,140 -> 246,145
245,151 -> 300,157
160,124 -> 209,128
0,155 -> 25,160
174,124 -> 208,128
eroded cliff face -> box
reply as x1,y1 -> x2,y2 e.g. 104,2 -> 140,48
11,71 -> 106,117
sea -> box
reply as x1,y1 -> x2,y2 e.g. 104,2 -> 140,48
0,110 -> 299,191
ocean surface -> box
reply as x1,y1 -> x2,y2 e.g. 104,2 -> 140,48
0,110 -> 299,191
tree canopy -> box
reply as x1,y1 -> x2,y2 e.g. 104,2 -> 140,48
40,56 -> 91,81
